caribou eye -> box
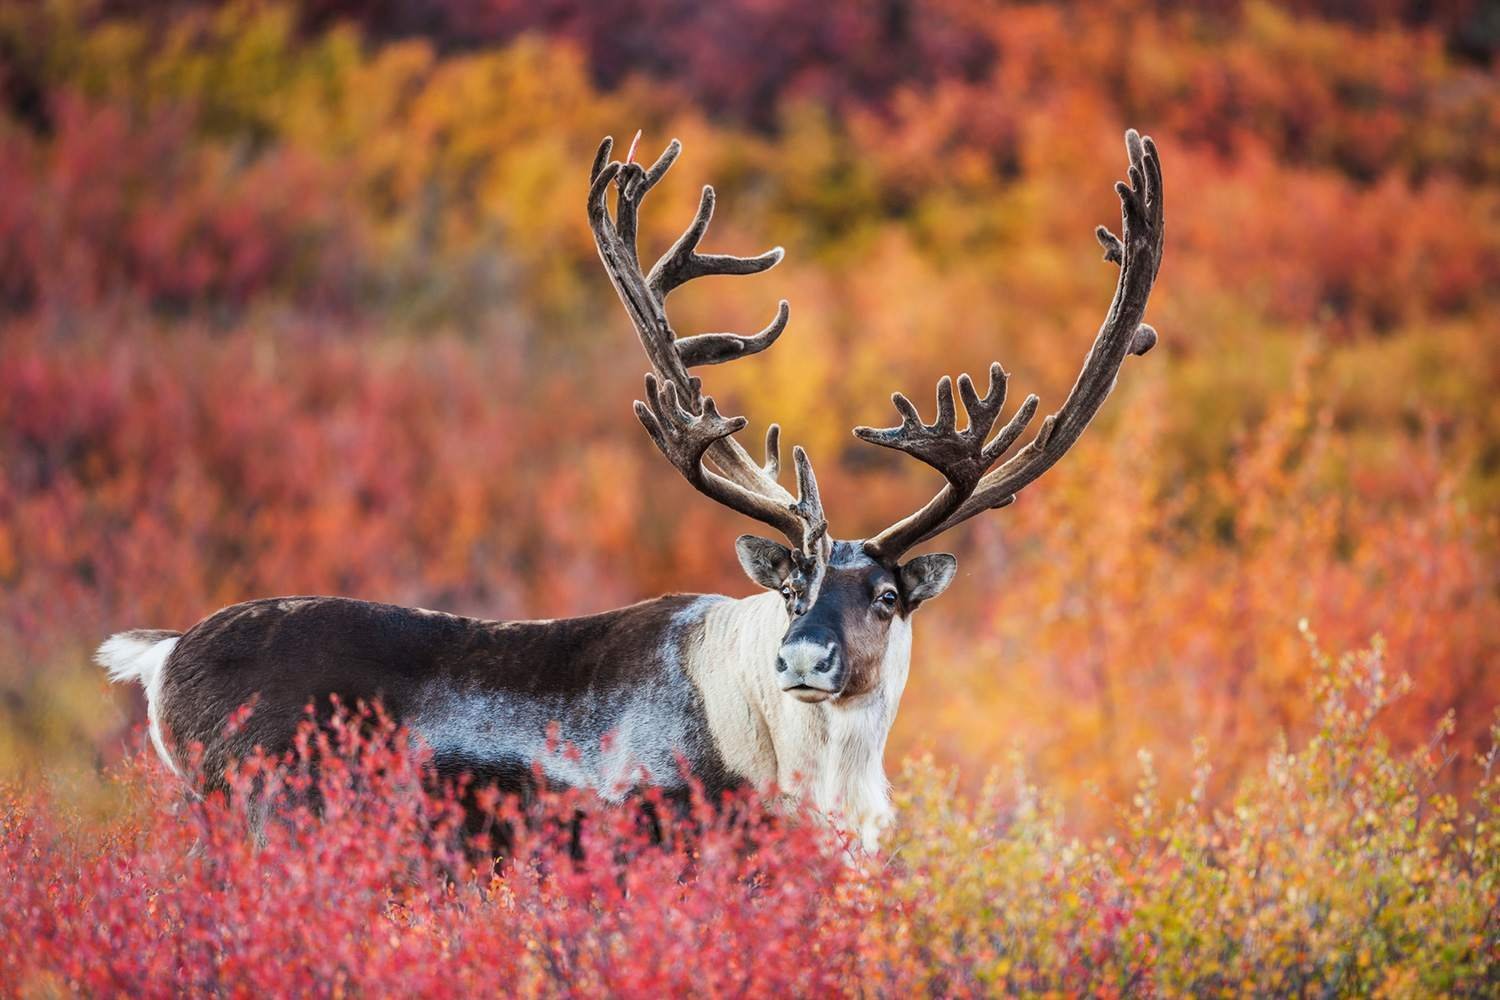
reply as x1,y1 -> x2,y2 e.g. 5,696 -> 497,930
780,585 -> 794,599
876,590 -> 898,607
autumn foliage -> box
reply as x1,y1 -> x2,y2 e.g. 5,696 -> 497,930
0,0 -> 1496,993
4,639 -> 1497,994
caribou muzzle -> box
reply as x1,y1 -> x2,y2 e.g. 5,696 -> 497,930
776,624 -> 843,701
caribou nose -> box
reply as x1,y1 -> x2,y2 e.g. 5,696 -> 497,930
775,647 -> 836,675
777,629 -> 841,697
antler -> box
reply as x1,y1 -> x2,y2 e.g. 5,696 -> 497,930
587,133 -> 828,556
859,128 -> 1165,562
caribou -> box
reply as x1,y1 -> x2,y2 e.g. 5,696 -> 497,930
99,129 -> 1165,849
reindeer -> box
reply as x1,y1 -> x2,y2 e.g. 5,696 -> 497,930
99,129 -> 1164,849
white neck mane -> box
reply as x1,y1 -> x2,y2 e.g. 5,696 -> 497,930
683,591 -> 911,850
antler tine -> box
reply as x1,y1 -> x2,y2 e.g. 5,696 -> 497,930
648,185 -> 785,299
790,445 -> 828,549
643,183 -> 789,367
589,134 -> 828,557
589,135 -> 614,183
762,424 -> 782,479
854,362 -> 1013,482
633,374 -> 820,550
861,128 -> 1165,561
674,300 -> 790,368
614,140 -> 681,261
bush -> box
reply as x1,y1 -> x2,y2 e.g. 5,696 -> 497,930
0,702 -> 864,996
880,632 -> 1500,995
3,636 -> 1495,996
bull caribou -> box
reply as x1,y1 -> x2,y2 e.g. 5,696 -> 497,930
99,129 -> 1164,849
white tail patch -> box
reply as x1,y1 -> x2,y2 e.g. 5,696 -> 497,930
97,631 -> 183,778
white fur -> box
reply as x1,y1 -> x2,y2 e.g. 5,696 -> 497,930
777,638 -> 837,679
408,598 -> 726,801
686,593 -> 913,851
685,592 -> 790,786
409,685 -> 686,801
97,632 -> 183,778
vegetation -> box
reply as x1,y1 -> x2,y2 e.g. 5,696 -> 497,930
0,0 -> 1495,992
3,639 -> 1496,995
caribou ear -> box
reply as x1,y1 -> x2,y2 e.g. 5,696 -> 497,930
736,535 -> 794,590
899,553 -> 958,609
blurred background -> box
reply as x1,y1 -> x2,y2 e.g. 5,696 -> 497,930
0,0 -> 1495,827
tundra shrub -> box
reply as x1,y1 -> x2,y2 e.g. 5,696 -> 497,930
2,637 -> 1496,997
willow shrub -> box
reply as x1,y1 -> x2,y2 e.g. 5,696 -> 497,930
879,631 -> 1499,996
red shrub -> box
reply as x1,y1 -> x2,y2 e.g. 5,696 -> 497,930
0,93 -> 363,314
0,705 -> 864,996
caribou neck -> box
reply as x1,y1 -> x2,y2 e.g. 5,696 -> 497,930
690,590 -> 910,849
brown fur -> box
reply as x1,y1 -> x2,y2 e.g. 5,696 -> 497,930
156,594 -> 735,797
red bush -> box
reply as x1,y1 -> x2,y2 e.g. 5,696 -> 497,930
0,93 -> 363,314
5,650 -> 1496,996
0,705 -> 865,996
